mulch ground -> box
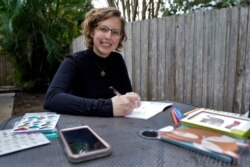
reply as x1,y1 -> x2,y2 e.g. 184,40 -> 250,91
13,91 -> 46,116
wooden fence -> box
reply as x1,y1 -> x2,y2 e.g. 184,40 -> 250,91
0,52 -> 13,86
71,6 -> 250,114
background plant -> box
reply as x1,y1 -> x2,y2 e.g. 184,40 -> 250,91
161,0 -> 250,16
0,0 -> 92,92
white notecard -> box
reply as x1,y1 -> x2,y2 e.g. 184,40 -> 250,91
0,129 -> 50,156
125,101 -> 172,119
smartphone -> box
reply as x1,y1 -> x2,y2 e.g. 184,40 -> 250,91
59,125 -> 111,163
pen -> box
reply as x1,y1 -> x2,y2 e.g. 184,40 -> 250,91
183,108 -> 201,117
109,86 -> 121,96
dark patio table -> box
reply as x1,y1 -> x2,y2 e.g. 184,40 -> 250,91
0,101 -> 249,167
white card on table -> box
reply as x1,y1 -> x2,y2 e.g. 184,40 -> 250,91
0,129 -> 50,156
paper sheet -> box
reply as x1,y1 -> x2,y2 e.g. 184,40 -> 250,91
0,129 -> 50,156
125,101 -> 172,119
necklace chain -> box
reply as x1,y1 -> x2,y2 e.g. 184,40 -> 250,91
95,62 -> 108,77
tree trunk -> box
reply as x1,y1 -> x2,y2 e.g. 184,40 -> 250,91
121,0 -> 127,21
107,0 -> 116,7
132,0 -> 139,21
126,0 -> 131,22
106,0 -> 163,21
142,0 -> 147,20
154,0 -> 161,18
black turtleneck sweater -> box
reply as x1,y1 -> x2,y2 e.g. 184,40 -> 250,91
44,49 -> 133,117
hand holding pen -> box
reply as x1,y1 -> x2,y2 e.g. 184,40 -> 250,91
109,86 -> 141,117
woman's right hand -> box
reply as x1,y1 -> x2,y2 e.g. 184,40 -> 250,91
111,92 -> 141,117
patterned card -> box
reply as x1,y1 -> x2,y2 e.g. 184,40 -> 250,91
0,129 -> 50,156
12,112 -> 60,133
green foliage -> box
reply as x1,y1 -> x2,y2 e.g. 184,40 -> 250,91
161,0 -> 250,16
0,0 -> 92,92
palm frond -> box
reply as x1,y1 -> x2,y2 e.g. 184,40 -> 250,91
42,32 -> 64,64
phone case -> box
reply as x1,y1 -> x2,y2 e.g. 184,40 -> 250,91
59,125 -> 111,163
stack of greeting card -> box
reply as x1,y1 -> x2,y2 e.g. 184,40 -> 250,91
12,112 -> 60,133
0,129 -> 50,156
162,108 -> 250,163
181,108 -> 250,138
159,126 -> 249,163
0,112 -> 60,156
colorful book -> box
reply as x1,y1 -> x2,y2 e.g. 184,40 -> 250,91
12,112 -> 60,133
181,108 -> 250,138
159,126 -> 249,163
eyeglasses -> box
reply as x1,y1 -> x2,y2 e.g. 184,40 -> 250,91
96,25 -> 122,38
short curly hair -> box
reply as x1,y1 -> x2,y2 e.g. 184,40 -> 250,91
82,7 -> 127,52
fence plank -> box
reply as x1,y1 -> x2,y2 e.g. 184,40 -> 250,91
123,23 -> 133,84
224,7 -> 239,113
157,18 -> 166,100
184,13 -> 194,105
203,11 -> 211,108
148,18 -> 158,100
192,12 -> 204,106
70,35 -> 85,53
165,16 -> 176,101
175,15 -> 185,102
0,52 -> 13,86
132,21 -> 141,95
205,10 -> 216,108
242,7 -> 250,113
140,20 -> 149,100
245,7 -> 250,113
234,7 -> 249,114
202,11 -> 208,108
213,9 -> 227,111
0,54 -> 4,85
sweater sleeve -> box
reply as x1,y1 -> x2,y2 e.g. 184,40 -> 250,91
43,54 -> 113,117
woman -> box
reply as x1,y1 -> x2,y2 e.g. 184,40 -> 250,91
44,7 -> 141,117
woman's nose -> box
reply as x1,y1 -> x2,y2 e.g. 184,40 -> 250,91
104,30 -> 112,38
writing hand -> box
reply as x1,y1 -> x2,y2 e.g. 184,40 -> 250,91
111,92 -> 141,117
